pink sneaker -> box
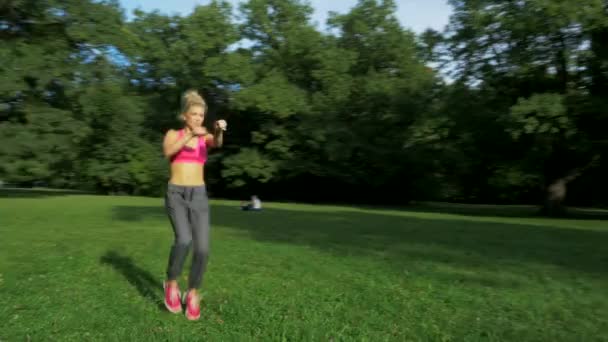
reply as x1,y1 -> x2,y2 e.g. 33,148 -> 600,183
184,291 -> 201,321
163,281 -> 182,313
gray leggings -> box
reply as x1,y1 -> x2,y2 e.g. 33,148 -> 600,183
165,183 -> 210,289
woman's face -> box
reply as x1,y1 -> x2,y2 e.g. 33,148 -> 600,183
182,105 -> 205,128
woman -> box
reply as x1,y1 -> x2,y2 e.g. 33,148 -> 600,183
162,89 -> 227,321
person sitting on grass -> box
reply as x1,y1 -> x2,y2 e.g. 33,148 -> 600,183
241,195 -> 262,211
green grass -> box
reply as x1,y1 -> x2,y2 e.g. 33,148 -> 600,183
1,192 -> 607,341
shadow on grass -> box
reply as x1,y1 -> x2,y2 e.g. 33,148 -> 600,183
357,202 -> 608,221
112,205 -> 168,221
0,188 -> 91,198
100,251 -> 165,312
112,203 -> 608,277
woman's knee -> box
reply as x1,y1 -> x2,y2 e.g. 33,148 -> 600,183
192,243 -> 209,259
175,236 -> 192,247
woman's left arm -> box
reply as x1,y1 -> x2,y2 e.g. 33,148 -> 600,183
212,128 -> 223,148
212,120 -> 226,148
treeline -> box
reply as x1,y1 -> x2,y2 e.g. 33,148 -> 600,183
1,0 -> 607,212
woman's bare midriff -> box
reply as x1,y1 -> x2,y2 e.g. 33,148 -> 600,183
169,163 -> 205,186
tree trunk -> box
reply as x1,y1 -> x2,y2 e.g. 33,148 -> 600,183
542,177 -> 568,216
540,156 -> 599,216
555,32 -> 569,93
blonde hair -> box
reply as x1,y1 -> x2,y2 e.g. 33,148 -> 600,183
180,89 -> 207,115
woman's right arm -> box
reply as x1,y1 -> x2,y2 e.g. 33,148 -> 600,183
163,129 -> 192,159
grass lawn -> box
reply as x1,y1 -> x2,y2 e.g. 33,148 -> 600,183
1,191 -> 607,341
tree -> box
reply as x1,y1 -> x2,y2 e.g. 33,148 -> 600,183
313,0 -> 442,201
0,0 -> 132,188
126,1 -> 246,134
221,0 -> 320,188
445,0 -> 608,213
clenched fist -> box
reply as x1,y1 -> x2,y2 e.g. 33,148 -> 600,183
215,120 -> 227,131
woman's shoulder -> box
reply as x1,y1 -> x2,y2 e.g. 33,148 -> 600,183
163,129 -> 182,143
165,128 -> 182,136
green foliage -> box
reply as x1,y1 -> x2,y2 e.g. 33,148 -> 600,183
233,70 -> 310,118
0,104 -> 90,185
508,93 -> 575,139
0,0 -> 606,208
221,148 -> 279,187
442,0 -> 608,207
76,84 -> 166,195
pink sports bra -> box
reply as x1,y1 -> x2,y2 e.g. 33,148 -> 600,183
171,129 -> 212,164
